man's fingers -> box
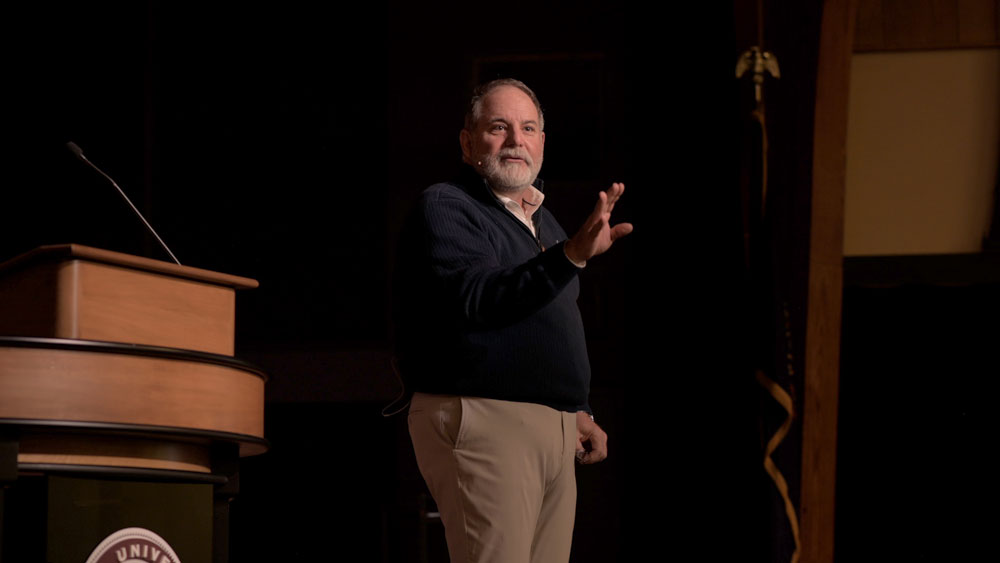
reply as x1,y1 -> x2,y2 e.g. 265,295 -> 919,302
587,191 -> 608,224
568,182 -> 630,263
580,432 -> 608,464
602,182 -> 625,216
575,438 -> 589,464
610,222 -> 634,241
605,182 -> 625,205
595,183 -> 625,218
575,412 -> 609,464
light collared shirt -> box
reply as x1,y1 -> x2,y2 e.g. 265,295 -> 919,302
492,185 -> 545,237
492,185 -> 585,268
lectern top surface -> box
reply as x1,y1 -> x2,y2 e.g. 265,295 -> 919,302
0,244 -> 259,289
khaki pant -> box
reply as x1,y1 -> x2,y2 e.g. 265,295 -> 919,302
408,393 -> 578,563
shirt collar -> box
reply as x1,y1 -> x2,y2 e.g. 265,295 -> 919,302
492,184 -> 545,223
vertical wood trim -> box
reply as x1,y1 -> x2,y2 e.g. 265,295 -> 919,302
801,0 -> 857,561
57,260 -> 81,338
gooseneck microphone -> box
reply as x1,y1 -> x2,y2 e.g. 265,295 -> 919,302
66,142 -> 182,265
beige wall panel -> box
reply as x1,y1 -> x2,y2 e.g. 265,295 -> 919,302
844,48 -> 999,256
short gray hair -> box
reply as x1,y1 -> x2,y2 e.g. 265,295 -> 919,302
464,78 -> 545,132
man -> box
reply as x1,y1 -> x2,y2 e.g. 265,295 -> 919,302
394,78 -> 631,563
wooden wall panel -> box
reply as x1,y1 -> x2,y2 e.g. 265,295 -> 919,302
959,0 -> 1000,43
801,0 -> 857,561
855,0 -> 999,50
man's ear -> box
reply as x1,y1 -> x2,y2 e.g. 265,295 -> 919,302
459,129 -> 473,164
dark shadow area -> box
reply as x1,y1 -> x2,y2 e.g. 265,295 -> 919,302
3,1 -> 767,560
838,258 -> 999,561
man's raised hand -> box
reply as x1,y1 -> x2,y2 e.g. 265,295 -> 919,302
564,182 -> 633,265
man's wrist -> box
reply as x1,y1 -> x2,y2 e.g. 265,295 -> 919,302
563,241 -> 586,268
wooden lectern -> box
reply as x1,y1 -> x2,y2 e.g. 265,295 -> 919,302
0,244 -> 267,563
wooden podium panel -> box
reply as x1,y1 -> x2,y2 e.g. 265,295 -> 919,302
0,340 -> 266,468
0,245 -> 267,563
0,244 -> 258,356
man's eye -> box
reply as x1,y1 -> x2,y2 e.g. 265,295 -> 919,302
490,124 -> 507,132
523,126 -> 535,133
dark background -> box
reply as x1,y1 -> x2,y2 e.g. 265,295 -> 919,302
7,0 -> 1000,562
10,1 -> 995,561
3,2 -> 758,559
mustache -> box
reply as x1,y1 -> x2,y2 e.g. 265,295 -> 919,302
495,149 -> 532,165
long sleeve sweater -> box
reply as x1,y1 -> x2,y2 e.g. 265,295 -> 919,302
393,170 -> 591,412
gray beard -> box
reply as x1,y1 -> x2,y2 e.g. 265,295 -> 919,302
479,152 -> 542,194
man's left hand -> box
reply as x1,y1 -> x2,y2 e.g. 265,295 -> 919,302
564,182 -> 633,265
576,411 -> 608,464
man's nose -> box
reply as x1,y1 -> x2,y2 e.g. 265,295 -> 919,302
505,127 -> 523,147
